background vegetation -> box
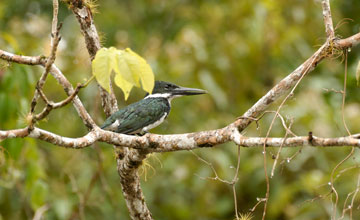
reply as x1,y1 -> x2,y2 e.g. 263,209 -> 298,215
1,0 -> 360,219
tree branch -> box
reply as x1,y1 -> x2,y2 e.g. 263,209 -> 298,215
2,127 -> 360,151
322,0 -> 335,38
335,32 -> 360,48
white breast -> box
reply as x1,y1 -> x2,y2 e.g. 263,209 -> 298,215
106,120 -> 120,132
142,113 -> 168,132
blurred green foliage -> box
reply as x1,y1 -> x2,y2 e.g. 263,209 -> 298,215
1,0 -> 360,219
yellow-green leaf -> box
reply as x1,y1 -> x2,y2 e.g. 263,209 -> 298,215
356,60 -> 360,86
92,48 -> 115,93
124,48 -> 155,94
114,73 -> 133,100
92,47 -> 155,98
114,50 -> 139,86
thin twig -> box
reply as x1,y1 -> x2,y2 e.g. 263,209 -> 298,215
349,173 -> 360,219
192,146 -> 241,220
301,190 -> 333,206
341,50 -> 352,136
280,148 -> 302,166
239,111 -> 297,137
339,173 -> 360,220
261,44 -> 323,220
335,18 -> 354,31
334,165 -> 360,182
34,77 -> 93,122
232,146 -> 241,219
330,49 -> 354,220
250,197 -> 267,212
340,190 -> 355,220
191,150 -> 232,184
30,0 -> 62,115
271,119 -> 293,177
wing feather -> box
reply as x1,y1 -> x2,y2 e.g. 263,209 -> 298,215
101,98 -> 170,134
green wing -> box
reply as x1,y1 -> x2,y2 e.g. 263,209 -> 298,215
101,98 -> 170,134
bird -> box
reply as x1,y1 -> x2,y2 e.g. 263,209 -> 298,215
100,81 -> 207,135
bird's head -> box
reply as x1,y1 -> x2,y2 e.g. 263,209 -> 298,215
146,81 -> 207,99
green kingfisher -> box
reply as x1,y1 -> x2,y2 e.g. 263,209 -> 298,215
100,81 -> 207,134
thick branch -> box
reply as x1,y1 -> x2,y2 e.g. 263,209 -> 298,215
0,50 -> 44,65
69,0 -> 101,60
2,126 -> 360,151
335,32 -> 360,48
116,148 -> 153,219
237,136 -> 360,148
0,127 -> 97,148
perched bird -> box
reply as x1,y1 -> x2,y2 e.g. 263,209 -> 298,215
101,81 -> 207,134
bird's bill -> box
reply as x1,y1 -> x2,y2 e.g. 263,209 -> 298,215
172,86 -> 207,96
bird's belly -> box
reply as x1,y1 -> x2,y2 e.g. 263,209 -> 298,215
106,120 -> 120,132
142,113 -> 168,132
